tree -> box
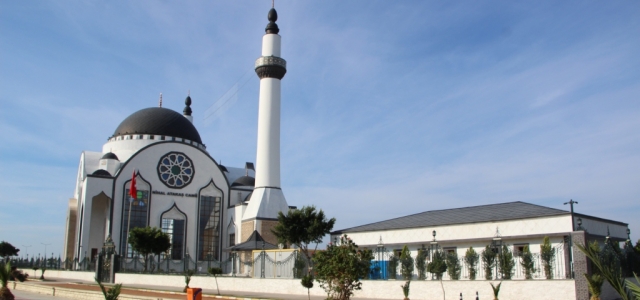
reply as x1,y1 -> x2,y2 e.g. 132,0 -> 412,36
272,206 -> 335,262
399,245 -> 414,280
301,274 -> 314,300
427,250 -> 447,280
0,242 -> 18,262
576,242 -> 640,300
272,206 -> 335,291
0,261 -> 14,300
520,245 -> 536,280
481,245 -> 497,280
446,252 -> 461,280
208,267 -> 222,295
388,252 -> 399,279
415,249 -> 428,280
497,245 -> 515,280
128,226 -> 171,272
464,247 -> 479,280
540,236 -> 555,279
313,235 -> 373,300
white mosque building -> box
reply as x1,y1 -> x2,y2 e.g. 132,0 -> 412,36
63,7 -> 290,265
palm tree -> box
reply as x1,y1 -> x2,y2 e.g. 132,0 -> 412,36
0,261 -> 15,300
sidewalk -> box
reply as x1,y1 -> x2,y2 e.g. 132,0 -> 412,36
16,277 -> 388,300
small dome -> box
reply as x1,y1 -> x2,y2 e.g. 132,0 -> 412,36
92,169 -> 112,177
101,152 -> 119,160
112,107 -> 202,144
231,175 -> 255,187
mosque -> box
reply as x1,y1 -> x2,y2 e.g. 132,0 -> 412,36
62,7 -> 289,264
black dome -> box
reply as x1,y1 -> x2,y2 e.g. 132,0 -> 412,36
231,175 -> 255,187
92,169 -> 112,177
112,107 -> 202,144
101,152 -> 119,160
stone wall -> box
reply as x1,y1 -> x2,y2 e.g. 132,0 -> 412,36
241,220 -> 254,242
259,219 -> 279,246
572,231 -> 589,300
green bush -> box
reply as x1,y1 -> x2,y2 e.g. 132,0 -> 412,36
427,251 -> 447,280
313,235 -> 373,300
464,247 -> 479,280
520,245 -> 536,279
498,245 -> 515,280
540,236 -> 555,279
415,249 -> 428,280
445,252 -> 461,280
481,245 -> 497,280
399,246 -> 414,280
388,252 -> 399,280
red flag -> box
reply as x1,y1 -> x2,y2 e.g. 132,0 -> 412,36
129,170 -> 137,200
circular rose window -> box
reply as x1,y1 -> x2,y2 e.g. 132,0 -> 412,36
157,152 -> 194,188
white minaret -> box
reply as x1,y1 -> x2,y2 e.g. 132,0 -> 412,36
241,6 -> 289,242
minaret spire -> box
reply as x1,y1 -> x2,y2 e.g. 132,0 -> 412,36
242,6 -> 289,244
183,93 -> 193,123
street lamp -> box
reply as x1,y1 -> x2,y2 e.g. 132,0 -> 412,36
22,245 -> 31,260
41,243 -> 51,264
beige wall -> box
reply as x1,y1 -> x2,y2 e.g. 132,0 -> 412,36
114,273 -> 577,300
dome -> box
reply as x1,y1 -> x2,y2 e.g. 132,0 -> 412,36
112,107 -> 202,144
231,175 -> 255,187
101,152 -> 119,160
92,169 -> 112,177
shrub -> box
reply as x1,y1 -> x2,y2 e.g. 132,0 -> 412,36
427,251 -> 447,280
520,245 -> 535,279
464,247 -> 479,280
182,269 -> 194,292
584,273 -> 604,300
497,245 -> 515,280
388,252 -> 399,280
95,276 -> 121,300
399,246 -> 414,280
481,245 -> 497,280
415,249 -> 428,280
540,236 -> 555,279
301,274 -> 314,300
400,281 -> 410,299
445,252 -> 461,280
313,235 -> 373,300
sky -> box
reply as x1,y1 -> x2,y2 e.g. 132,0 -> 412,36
1,1 -> 639,258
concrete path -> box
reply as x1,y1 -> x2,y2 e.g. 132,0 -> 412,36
17,277 -> 391,300
12,289 -> 62,300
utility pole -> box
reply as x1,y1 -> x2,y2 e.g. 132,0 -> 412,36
564,199 -> 579,230
563,199 -> 578,279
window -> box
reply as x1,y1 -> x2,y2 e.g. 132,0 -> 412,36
120,189 -> 149,257
443,247 -> 457,255
513,244 -> 529,257
197,195 -> 221,260
150,135 -> 154,140
162,218 -> 185,259
229,234 -> 236,247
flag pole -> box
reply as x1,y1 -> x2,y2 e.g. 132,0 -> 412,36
125,169 -> 137,258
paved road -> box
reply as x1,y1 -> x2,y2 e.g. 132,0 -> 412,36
12,289 -> 61,300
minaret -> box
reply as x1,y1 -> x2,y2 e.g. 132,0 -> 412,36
183,92 -> 193,123
241,6 -> 289,244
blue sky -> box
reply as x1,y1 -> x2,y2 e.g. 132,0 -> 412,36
1,1 -> 639,257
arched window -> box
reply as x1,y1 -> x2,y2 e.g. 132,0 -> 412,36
228,218 -> 236,247
197,182 -> 222,261
120,175 -> 150,257
160,204 -> 187,260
